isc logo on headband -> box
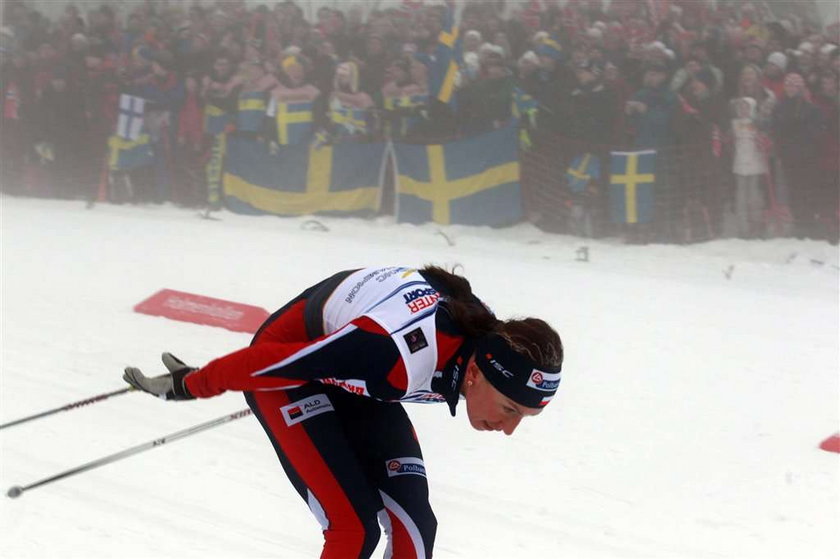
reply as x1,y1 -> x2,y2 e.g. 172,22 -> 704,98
526,369 -> 561,392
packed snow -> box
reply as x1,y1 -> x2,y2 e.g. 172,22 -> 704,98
1,196 -> 837,558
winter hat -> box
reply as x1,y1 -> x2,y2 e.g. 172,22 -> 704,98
474,333 -> 562,409
518,50 -> 539,67
464,30 -> 482,43
535,35 -> 563,61
767,51 -> 788,71
797,42 -> 815,54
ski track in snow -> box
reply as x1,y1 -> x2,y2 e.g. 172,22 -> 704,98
1,196 -> 837,558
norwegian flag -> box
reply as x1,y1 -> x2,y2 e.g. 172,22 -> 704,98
116,94 -> 145,141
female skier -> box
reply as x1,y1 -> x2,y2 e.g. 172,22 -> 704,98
124,265 -> 563,559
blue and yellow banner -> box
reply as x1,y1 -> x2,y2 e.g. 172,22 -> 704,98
274,101 -> 314,145
566,153 -> 601,194
394,126 -> 522,226
223,137 -> 386,216
236,91 -> 267,133
107,134 -> 154,171
429,1 -> 461,105
331,104 -> 369,137
609,150 -> 656,224
384,93 -> 426,138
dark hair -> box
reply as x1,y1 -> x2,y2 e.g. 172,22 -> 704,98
420,265 -> 498,337
420,265 -> 564,370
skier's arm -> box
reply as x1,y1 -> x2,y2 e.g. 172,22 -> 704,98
184,316 -> 406,398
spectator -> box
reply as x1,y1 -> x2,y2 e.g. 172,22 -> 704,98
268,54 -> 322,145
569,59 -> 617,147
763,51 -> 788,99
672,68 -> 726,242
133,49 -> 185,203
234,58 -> 277,137
329,61 -> 373,139
811,71 -> 840,242
381,57 -> 427,140
729,97 -> 769,238
458,59 -> 515,135
627,63 -> 675,150
772,73 -> 823,239
32,65 -> 88,198
736,63 -> 776,127
566,59 -> 618,237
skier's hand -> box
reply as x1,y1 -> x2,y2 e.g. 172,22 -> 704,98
124,353 -> 197,401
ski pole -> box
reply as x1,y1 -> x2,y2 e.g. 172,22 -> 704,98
0,386 -> 136,431
6,408 -> 252,499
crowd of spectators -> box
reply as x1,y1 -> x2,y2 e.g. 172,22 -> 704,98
1,0 -> 838,243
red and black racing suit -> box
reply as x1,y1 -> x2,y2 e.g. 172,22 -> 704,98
183,268 -> 475,559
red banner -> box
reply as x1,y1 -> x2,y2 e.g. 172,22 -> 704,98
134,289 -> 270,334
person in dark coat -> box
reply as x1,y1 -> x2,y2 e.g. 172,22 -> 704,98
772,72 -> 826,239
671,67 -> 726,242
32,65 -> 89,198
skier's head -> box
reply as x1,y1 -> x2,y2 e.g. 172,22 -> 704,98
463,319 -> 563,436
418,265 -> 564,436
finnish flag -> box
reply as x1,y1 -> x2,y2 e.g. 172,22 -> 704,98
117,95 -> 145,140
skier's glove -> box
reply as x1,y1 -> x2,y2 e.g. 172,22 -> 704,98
123,353 -> 197,401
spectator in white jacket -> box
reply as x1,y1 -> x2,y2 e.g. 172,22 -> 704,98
730,97 -> 769,238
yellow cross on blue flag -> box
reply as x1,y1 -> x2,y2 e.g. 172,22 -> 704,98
394,126 -> 522,226
222,137 -> 386,216
609,150 -> 656,224
430,0 -> 461,105
566,153 -> 601,193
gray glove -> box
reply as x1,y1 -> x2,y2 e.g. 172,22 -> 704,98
124,352 -> 197,401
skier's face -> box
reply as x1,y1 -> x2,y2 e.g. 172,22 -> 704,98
462,357 -> 541,436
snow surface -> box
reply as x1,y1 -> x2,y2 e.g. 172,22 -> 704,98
1,196 -> 838,559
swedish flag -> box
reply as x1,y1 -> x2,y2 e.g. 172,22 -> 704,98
107,134 -> 154,171
384,93 -> 426,138
222,137 -> 386,216
512,88 -> 537,119
394,126 -> 522,226
566,153 -> 601,194
429,1 -> 462,105
272,100 -> 314,145
609,150 -> 656,224
331,104 -> 368,136
236,91 -> 267,133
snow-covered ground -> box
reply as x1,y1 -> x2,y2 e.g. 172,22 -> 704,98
1,196 -> 837,558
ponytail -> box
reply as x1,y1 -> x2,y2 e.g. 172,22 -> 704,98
420,265 -> 564,371
419,265 -> 499,337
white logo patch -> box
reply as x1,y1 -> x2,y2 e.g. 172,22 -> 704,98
526,369 -> 562,392
281,394 -> 334,426
385,457 -> 426,478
